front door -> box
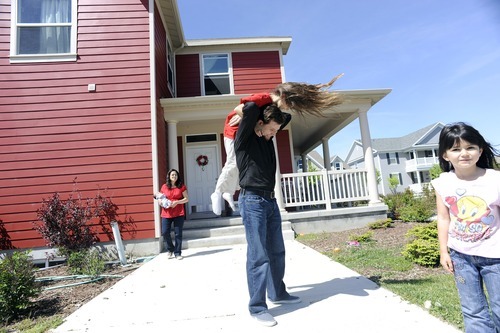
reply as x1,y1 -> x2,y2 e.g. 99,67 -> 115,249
185,145 -> 219,217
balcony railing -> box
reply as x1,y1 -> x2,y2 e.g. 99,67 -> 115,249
405,157 -> 439,171
281,169 -> 370,209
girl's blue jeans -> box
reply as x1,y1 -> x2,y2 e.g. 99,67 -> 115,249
450,249 -> 500,333
239,193 -> 289,315
161,216 -> 184,256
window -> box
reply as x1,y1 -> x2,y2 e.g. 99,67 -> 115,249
186,134 -> 217,143
167,40 -> 175,95
202,53 -> 231,95
10,0 -> 77,63
386,152 -> 399,165
334,162 -> 342,170
389,173 -> 403,185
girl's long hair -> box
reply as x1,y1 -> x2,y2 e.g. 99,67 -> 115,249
166,169 -> 183,189
438,122 -> 499,172
272,73 -> 344,117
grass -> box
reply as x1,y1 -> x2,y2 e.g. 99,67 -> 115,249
0,316 -> 63,333
296,234 -> 464,332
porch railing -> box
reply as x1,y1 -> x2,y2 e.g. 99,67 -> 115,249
280,169 -> 370,209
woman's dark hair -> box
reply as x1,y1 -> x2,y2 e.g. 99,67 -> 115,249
166,169 -> 183,189
438,122 -> 499,172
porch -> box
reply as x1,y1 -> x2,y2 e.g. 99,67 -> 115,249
183,169 -> 388,248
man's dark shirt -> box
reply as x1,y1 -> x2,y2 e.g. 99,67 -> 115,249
234,102 -> 291,192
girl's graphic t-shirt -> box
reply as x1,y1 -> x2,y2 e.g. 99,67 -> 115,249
431,169 -> 500,258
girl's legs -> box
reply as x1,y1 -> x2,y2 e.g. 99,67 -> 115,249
450,250 -> 498,333
211,137 -> 238,214
480,256 -> 500,330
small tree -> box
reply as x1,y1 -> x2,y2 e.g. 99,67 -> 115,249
388,176 -> 400,194
375,169 -> 382,185
34,186 -> 117,256
429,164 -> 442,180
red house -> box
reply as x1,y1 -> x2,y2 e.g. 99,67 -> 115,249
0,0 -> 390,259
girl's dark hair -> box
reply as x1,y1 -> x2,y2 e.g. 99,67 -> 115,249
438,122 -> 499,172
272,73 -> 344,117
166,169 -> 183,189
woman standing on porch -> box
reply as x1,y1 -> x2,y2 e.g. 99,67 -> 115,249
158,169 -> 189,260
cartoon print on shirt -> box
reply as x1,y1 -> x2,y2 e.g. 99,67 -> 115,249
445,190 -> 493,242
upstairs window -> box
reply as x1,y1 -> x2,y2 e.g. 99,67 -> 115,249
202,53 -> 231,95
386,152 -> 400,165
10,0 -> 77,63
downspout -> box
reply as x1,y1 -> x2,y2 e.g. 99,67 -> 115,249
149,0 -> 161,239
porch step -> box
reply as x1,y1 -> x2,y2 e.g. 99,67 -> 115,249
181,216 -> 295,249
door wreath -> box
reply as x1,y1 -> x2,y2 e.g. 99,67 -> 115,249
196,155 -> 209,171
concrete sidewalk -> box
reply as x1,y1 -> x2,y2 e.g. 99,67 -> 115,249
50,241 -> 462,333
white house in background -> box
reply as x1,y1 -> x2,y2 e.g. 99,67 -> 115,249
345,122 -> 444,195
298,151 -> 346,171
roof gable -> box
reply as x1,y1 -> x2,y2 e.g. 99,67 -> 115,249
371,122 -> 444,152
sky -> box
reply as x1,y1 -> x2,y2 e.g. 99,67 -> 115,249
176,0 -> 500,159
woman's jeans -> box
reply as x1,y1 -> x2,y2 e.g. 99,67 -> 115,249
450,249 -> 500,333
161,216 -> 184,256
239,193 -> 289,314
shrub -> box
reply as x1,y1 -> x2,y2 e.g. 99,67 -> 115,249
349,231 -> 374,243
402,221 -> 440,267
67,250 -> 105,277
383,187 -> 436,222
34,187 -> 118,256
0,252 -> 41,323
368,218 -> 393,229
398,199 -> 435,222
382,188 -> 415,220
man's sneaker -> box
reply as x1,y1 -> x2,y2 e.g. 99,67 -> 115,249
176,255 -> 183,260
251,311 -> 277,327
167,252 -> 174,259
270,295 -> 301,304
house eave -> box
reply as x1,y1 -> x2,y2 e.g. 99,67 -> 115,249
176,37 -> 292,55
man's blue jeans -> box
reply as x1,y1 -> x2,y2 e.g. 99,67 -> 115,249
239,193 -> 289,314
450,249 -> 500,333
161,216 -> 184,256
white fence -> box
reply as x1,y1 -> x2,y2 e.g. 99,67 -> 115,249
280,169 -> 370,209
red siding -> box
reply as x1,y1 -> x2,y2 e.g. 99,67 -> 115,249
154,6 -> 168,186
277,130 -> 293,174
0,1 -> 156,249
175,51 -> 283,98
232,51 -> 283,94
175,54 -> 201,97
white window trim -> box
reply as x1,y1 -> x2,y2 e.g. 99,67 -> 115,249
10,0 -> 78,63
167,39 -> 175,96
389,172 -> 402,185
200,52 -> 233,96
